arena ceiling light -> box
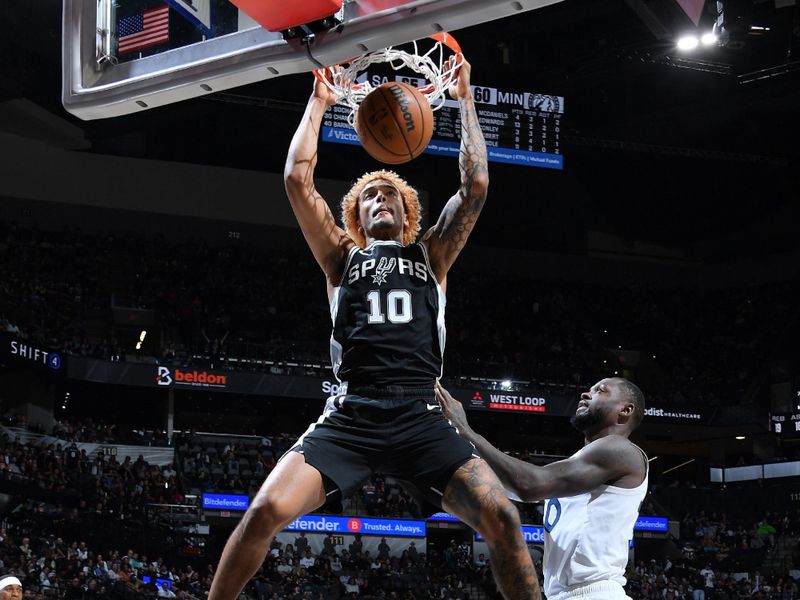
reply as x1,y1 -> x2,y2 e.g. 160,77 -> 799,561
500,380 -> 512,390
136,330 -> 147,350
676,29 -> 718,51
677,34 -> 700,50
700,31 -> 718,45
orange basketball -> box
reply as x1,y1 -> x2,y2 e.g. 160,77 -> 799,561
355,81 -> 434,164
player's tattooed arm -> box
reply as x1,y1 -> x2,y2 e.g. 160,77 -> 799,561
437,383 -> 645,502
285,73 -> 352,286
422,58 -> 488,282
447,96 -> 489,250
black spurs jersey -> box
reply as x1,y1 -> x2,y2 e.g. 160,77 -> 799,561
330,241 -> 445,387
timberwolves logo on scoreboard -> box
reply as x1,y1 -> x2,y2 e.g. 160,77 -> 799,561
526,94 -> 561,114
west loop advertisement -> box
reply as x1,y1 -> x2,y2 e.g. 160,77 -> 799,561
467,390 -> 547,413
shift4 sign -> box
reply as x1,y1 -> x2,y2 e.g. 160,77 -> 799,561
8,338 -> 62,370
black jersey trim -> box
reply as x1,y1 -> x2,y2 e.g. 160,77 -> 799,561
417,242 -> 437,282
418,242 -> 447,380
340,245 -> 359,281
329,247 -> 358,380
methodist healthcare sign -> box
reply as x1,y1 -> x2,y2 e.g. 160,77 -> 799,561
285,515 -> 425,538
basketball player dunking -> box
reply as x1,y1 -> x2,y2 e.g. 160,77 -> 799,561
207,59 -> 540,600
437,378 -> 648,600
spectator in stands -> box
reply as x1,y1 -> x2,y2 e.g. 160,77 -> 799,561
275,558 -> 292,576
158,582 -> 176,598
63,578 -> 82,600
343,576 -> 359,595
321,534 -> 337,559
348,535 -> 362,558
756,518 -> 777,547
4,219 -> 796,407
294,533 -> 308,556
700,564 -> 715,599
330,555 -> 342,574
407,541 -> 418,564
299,550 -> 315,570
377,538 -> 390,560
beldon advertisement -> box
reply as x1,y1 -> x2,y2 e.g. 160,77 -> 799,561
156,366 -> 228,389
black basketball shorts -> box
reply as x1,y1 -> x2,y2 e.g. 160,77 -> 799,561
287,383 -> 478,515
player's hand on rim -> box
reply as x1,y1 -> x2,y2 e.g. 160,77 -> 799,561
447,55 -> 472,101
313,66 -> 344,106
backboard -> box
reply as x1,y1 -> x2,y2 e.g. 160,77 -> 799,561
62,0 -> 564,120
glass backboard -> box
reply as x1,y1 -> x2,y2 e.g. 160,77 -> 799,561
63,0 -> 563,120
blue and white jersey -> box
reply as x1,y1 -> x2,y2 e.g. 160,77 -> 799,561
543,445 -> 648,597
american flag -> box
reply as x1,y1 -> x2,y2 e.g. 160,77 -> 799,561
118,5 -> 170,54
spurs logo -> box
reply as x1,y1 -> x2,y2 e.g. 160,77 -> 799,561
371,257 -> 396,285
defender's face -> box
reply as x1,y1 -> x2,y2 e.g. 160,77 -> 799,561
0,585 -> 22,600
358,179 -> 406,238
573,378 -> 625,432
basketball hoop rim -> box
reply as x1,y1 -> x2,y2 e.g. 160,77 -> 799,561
313,32 -> 463,96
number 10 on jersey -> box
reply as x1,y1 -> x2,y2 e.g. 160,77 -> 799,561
366,289 -> 412,324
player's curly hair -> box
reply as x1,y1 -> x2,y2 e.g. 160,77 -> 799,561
341,170 -> 422,248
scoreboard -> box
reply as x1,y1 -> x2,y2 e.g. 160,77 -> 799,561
322,75 -> 564,170
772,387 -> 800,435
770,413 -> 800,436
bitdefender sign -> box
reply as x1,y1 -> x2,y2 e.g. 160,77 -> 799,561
285,515 -> 426,538
202,493 -> 249,511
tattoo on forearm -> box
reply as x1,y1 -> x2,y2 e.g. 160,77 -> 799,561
438,99 -> 489,255
459,99 -> 488,202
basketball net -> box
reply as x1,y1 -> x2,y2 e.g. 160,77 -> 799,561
314,32 -> 463,126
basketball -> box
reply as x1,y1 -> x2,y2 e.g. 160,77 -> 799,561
355,82 -> 434,164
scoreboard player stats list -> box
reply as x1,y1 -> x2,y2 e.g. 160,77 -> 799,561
322,77 -> 564,170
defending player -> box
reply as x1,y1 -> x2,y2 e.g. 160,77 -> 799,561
208,59 -> 540,600
437,377 -> 648,600
0,576 -> 23,600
